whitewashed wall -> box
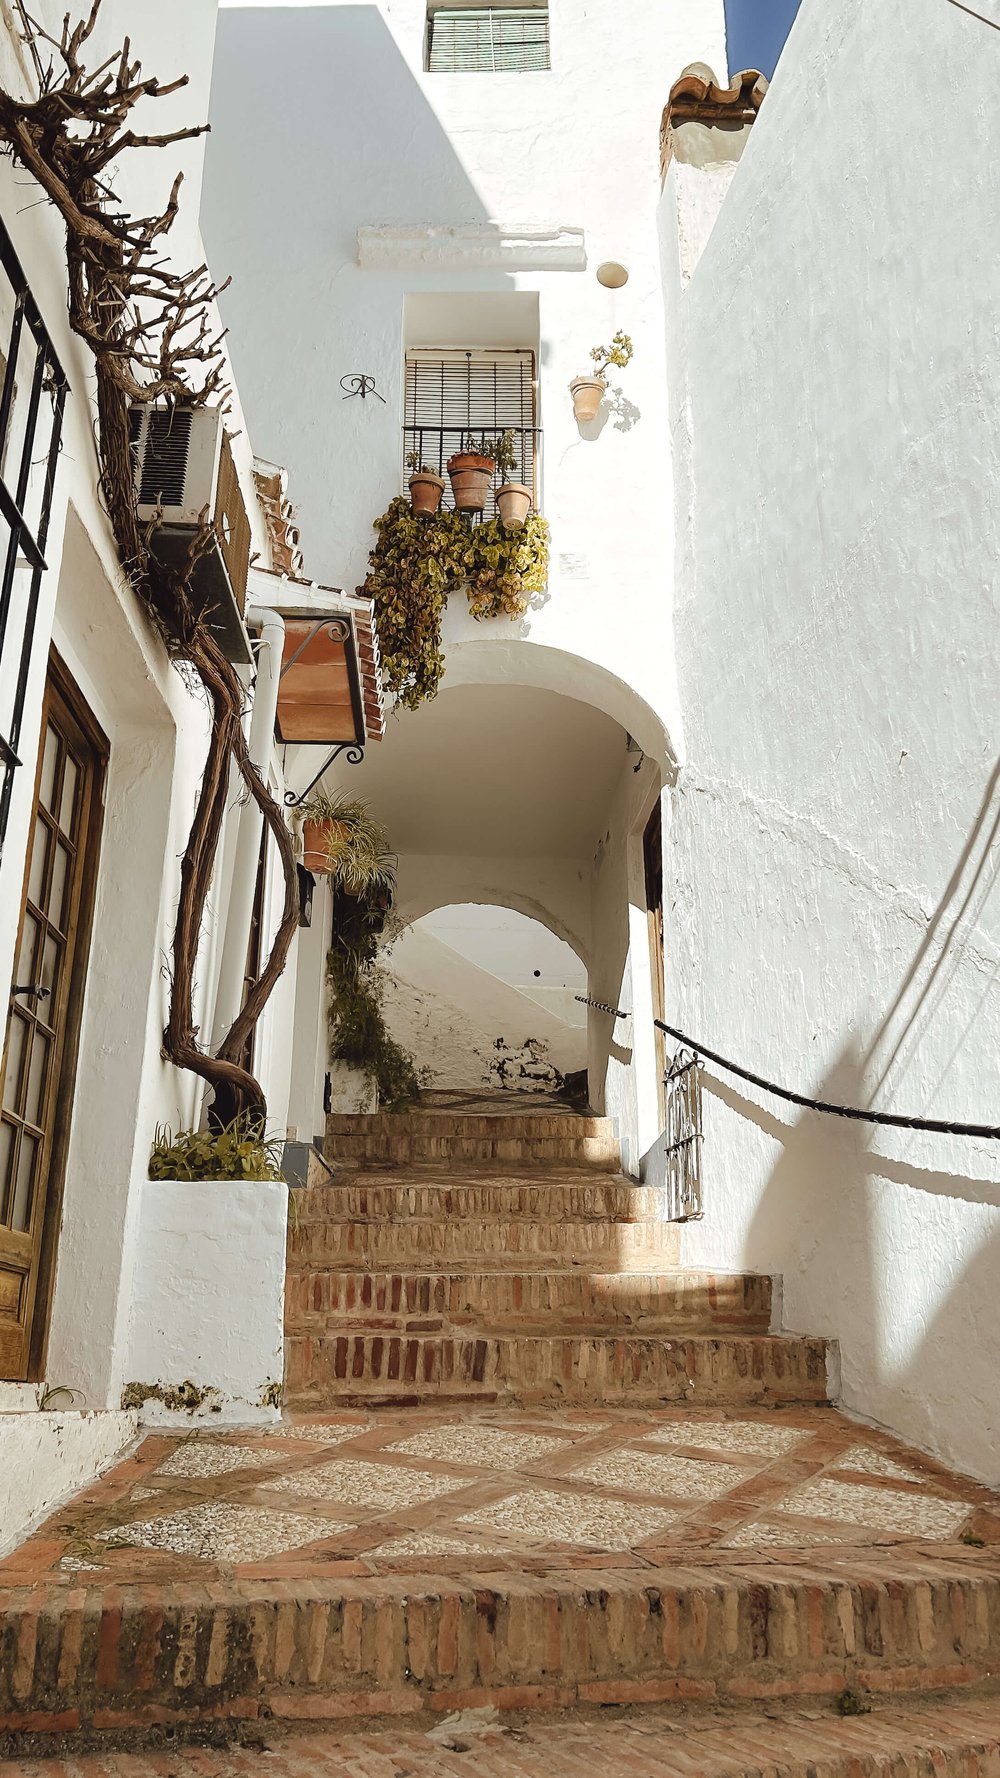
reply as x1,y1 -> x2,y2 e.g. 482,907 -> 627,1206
664,0 -> 1000,1481
0,0 -> 300,1444
205,0 -> 724,759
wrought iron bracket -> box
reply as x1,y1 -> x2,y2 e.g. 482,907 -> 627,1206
283,741 -> 365,809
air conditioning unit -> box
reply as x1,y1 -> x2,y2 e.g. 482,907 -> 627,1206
130,404 -> 253,664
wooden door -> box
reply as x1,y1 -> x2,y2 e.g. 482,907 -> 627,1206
643,800 -> 667,1123
0,656 -> 106,1379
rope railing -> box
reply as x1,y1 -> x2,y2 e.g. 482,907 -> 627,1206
653,1019 -> 1000,1140
574,996 -> 1000,1139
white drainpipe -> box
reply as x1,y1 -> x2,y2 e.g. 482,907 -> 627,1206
212,605 -> 286,1053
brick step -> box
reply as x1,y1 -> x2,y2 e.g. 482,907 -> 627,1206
283,1330 -> 830,1407
326,1112 -> 616,1138
283,1268 -> 774,1336
292,1178 -> 664,1223
2,1554 -> 997,1738
6,1699 -> 1000,1777
323,1132 -> 623,1171
286,1217 -> 681,1270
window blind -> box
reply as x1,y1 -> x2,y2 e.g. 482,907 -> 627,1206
403,348 -> 538,513
426,7 -> 550,73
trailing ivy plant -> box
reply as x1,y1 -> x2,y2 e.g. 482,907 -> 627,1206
326,940 -> 423,1109
359,497 -> 549,708
466,514 -> 549,620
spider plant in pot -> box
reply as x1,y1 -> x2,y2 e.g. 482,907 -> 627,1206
492,428 -> 533,530
446,431 -> 497,512
570,330 -> 634,424
405,448 -> 445,517
299,790 -> 396,906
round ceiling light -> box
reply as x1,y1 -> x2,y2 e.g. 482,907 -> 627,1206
597,261 -> 629,288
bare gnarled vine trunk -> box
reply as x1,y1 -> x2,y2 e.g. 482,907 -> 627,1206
0,2 -> 299,1126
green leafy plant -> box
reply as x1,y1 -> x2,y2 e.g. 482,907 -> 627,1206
326,943 -> 423,1108
149,1116 -> 285,1181
466,512 -> 549,619
405,450 -> 439,475
590,330 -> 634,378
299,790 -> 396,898
490,428 -> 519,483
359,497 -> 549,707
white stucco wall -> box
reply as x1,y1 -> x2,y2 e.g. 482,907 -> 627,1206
663,0 -> 1000,1481
0,1406 -> 138,1560
0,0 -> 303,1509
203,0 -> 732,778
124,1179 -> 287,1424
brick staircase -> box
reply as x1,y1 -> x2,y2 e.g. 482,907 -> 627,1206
1,1102 -> 998,1765
284,1107 -> 831,1409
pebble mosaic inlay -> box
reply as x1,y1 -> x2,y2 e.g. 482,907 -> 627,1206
264,1422 -> 371,1444
642,1420 -> 810,1458
834,1444 -> 927,1483
777,1478 -> 970,1539
98,1504 -> 334,1563
368,1532 -> 502,1559
572,1448 -> 754,1501
259,1458 -> 471,1510
457,1486 -> 680,1549
155,1443 -> 284,1479
386,1426 -> 566,1469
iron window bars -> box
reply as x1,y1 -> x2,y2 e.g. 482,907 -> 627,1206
426,5 -> 550,72
403,348 -> 540,521
0,216 -> 69,861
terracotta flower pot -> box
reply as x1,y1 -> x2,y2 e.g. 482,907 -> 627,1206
570,376 -> 607,424
446,451 -> 494,512
301,818 -> 347,875
496,482 -> 533,530
408,470 -> 445,516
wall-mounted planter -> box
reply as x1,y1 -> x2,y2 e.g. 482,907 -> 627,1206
408,470 -> 445,517
446,451 -> 494,512
497,482 -> 533,530
301,817 -> 346,874
570,376 -> 607,424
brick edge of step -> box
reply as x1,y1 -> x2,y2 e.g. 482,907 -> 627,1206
282,1330 -> 832,1406
2,1560 -> 998,1740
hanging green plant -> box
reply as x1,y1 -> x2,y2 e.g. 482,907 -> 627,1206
326,942 -> 423,1109
359,496 -> 549,708
466,513 -> 549,620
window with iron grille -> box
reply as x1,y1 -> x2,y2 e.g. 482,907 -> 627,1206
403,349 -> 539,519
426,5 -> 550,73
0,218 -> 69,863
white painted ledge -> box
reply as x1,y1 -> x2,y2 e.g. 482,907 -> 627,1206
0,1409 -> 137,1559
357,224 -> 587,271
124,1178 -> 288,1426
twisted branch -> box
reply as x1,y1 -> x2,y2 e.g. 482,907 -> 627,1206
0,1 -> 300,1126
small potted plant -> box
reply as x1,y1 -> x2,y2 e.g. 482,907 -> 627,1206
406,449 -> 445,517
300,789 -> 397,902
492,428 -> 533,530
570,330 -> 634,424
446,432 -> 496,512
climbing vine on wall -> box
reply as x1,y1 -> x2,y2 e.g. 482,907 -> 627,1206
360,498 -> 549,709
0,2 -> 298,1128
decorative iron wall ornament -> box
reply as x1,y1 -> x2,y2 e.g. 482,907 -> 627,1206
340,374 -> 386,403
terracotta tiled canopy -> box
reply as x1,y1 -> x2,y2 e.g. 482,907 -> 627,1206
276,612 -> 368,745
